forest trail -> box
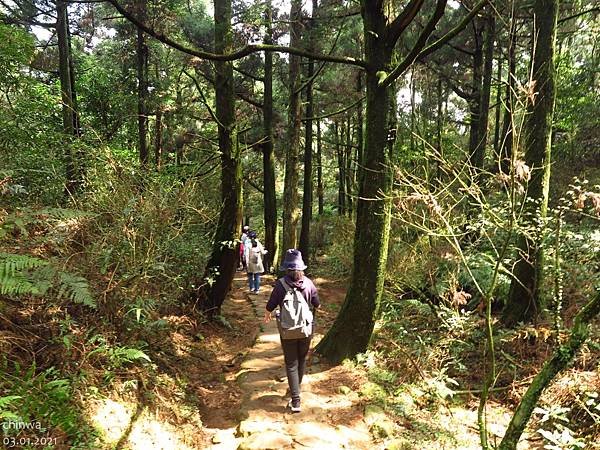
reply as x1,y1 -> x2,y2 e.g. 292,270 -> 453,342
205,273 -> 376,449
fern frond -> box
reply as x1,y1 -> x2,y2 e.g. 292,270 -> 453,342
0,253 -> 47,277
0,253 -> 95,308
57,272 -> 96,308
0,253 -> 48,295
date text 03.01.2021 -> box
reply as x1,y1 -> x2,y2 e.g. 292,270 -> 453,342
3,436 -> 59,447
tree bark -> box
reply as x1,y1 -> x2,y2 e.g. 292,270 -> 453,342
356,71 -> 364,173
435,76 -> 443,182
192,0 -> 242,317
57,0 -> 78,196
345,115 -> 353,215
503,0 -> 558,327
317,118 -> 324,215
154,108 -> 163,169
299,0 -> 317,265
262,0 -> 278,272
468,21 -> 484,171
473,9 -> 495,170
136,0 -> 149,167
335,121 -> 346,215
500,11 -> 517,174
493,53 -> 502,160
281,0 -> 303,254
316,1 -> 395,363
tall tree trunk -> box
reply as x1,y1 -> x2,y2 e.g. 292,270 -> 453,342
500,9 -> 517,174
316,1 -> 394,363
317,118 -> 324,215
473,10 -> 496,170
299,0 -> 317,264
468,22 -> 484,171
335,121 -> 346,215
493,54 -> 502,160
503,0 -> 558,327
281,0 -> 303,254
410,66 -> 416,154
345,115 -> 353,215
192,0 -> 242,317
262,0 -> 278,272
154,108 -> 163,169
57,0 -> 78,195
67,25 -> 81,138
136,0 -> 149,167
435,76 -> 443,182
356,71 -> 364,173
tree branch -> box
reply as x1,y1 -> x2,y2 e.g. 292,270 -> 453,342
105,0 -> 367,68
558,7 -> 600,24
381,0 -> 488,88
386,0 -> 426,48
182,69 -> 222,128
302,96 -> 364,122
380,0 -> 448,88
244,176 -> 264,194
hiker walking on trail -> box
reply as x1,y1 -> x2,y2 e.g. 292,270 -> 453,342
264,249 -> 319,413
239,225 -> 250,270
247,231 -> 267,293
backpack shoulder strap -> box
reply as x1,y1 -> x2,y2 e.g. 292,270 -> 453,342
279,278 -> 292,291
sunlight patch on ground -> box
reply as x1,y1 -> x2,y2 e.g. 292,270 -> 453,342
89,398 -> 195,449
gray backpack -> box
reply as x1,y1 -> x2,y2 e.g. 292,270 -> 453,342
277,279 -> 314,339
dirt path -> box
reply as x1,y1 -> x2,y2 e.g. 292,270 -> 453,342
206,273 -> 376,449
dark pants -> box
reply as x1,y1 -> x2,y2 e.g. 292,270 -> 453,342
281,337 -> 311,404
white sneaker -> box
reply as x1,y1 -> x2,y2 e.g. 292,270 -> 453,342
287,400 -> 301,413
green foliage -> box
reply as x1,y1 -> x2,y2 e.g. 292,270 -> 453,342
0,252 -> 96,308
87,334 -> 151,369
0,360 -> 94,445
0,253 -> 48,295
0,24 -> 34,85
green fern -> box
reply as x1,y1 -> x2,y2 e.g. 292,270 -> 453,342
0,253 -> 48,295
57,272 -> 95,308
0,253 -> 96,308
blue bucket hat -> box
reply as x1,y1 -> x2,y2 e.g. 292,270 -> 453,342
279,249 -> 307,271
248,230 -> 257,239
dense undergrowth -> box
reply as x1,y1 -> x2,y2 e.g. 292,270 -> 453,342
0,153 -> 233,448
2,146 -> 599,449
316,170 -> 600,448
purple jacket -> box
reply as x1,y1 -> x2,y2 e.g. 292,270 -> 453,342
266,275 -> 320,312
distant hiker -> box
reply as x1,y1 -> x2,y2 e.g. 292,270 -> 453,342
264,249 -> 319,413
247,231 -> 267,293
239,225 -> 250,270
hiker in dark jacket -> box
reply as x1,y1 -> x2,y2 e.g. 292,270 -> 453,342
264,249 -> 319,413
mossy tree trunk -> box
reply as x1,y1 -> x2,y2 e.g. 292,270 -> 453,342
316,1 -> 395,363
503,0 -> 558,327
281,0 -> 303,254
191,0 -> 242,317
315,0 -> 461,364
262,0 -> 278,272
